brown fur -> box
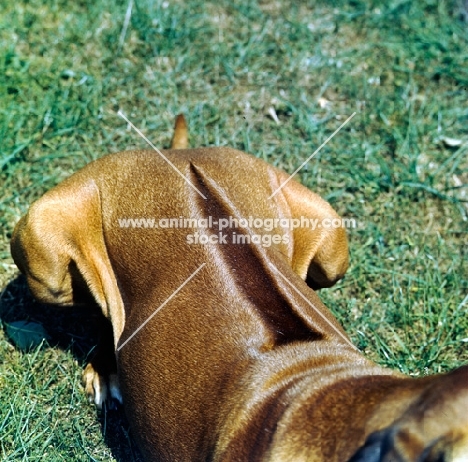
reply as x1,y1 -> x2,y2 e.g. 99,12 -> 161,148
10,116 -> 468,461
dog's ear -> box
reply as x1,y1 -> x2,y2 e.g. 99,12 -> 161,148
11,177 -> 125,344
273,170 -> 349,289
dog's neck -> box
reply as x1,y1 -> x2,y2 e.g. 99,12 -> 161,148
105,159 -> 349,349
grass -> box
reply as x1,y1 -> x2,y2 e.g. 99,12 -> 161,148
1,0 -> 467,459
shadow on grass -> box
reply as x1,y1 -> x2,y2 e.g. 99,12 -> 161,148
0,275 -> 144,462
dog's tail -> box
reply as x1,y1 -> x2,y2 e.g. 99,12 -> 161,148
170,114 -> 189,149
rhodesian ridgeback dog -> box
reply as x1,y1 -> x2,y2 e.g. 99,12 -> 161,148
10,116 -> 468,461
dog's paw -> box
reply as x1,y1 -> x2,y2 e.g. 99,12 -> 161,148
348,427 -> 468,462
349,366 -> 468,462
82,362 -> 123,410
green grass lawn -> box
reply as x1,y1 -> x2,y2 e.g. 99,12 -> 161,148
1,0 -> 467,460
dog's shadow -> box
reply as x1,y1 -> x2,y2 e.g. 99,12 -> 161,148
0,275 -> 144,462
